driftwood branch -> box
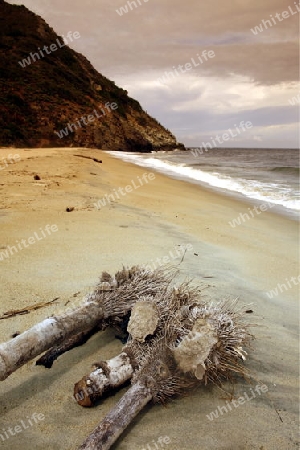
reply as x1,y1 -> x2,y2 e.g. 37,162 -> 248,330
0,267 -> 172,381
74,352 -> 134,407
73,154 -> 102,164
0,295 -> 103,381
36,325 -> 102,368
79,381 -> 152,450
0,298 -> 59,320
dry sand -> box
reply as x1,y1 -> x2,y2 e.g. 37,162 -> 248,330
0,147 -> 299,450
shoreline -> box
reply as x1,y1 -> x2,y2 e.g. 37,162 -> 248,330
106,149 -> 299,221
0,147 -> 298,450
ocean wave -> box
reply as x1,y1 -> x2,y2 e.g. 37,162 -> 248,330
107,151 -> 300,212
271,167 -> 299,176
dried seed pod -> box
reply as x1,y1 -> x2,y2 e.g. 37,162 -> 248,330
172,318 -> 218,380
127,300 -> 159,342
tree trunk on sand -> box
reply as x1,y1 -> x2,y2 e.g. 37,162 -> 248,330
0,267 -> 170,381
36,326 -> 101,369
74,352 -> 134,407
78,381 -> 152,450
0,295 -> 104,381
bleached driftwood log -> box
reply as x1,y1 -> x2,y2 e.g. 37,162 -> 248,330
36,326 -> 102,368
78,339 -> 193,450
0,296 -> 102,381
74,352 -> 134,407
73,297 -> 166,407
79,381 -> 152,450
0,267 -> 171,381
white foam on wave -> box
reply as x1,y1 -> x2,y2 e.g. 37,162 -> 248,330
107,151 -> 300,212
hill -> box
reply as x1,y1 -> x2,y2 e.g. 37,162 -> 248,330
0,0 -> 183,152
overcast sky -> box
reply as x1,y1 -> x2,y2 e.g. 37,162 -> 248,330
8,0 -> 300,148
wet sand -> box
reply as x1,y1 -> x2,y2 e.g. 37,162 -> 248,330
0,147 -> 299,450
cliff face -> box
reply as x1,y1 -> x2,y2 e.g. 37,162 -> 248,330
0,0 -> 183,152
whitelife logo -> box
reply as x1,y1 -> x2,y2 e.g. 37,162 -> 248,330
140,436 -> 171,450
266,275 -> 300,299
94,172 -> 155,210
0,153 -> 20,171
228,201 -> 275,228
250,3 -> 300,35
0,224 -> 58,261
116,0 -> 149,16
0,413 -> 45,442
288,93 -> 300,106
206,384 -> 268,421
191,121 -> 253,156
157,50 -> 215,84
54,102 -> 118,139
143,244 -> 193,272
18,31 -> 81,68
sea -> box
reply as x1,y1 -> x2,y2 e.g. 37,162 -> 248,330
107,148 -> 300,220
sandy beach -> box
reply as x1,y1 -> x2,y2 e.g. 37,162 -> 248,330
0,147 -> 299,450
